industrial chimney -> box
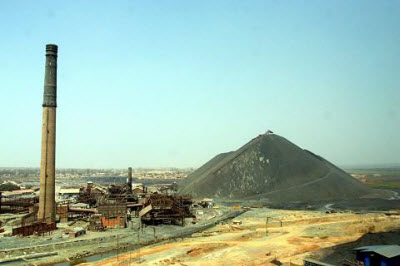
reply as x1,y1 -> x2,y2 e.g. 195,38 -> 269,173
38,44 -> 58,223
128,167 -> 133,191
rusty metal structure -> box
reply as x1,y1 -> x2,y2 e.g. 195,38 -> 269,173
78,183 -> 105,207
0,197 -> 38,214
97,199 -> 128,228
38,44 -> 58,224
1,199 -> 35,213
12,222 -> 56,237
139,194 -> 193,225
88,214 -> 105,231
57,204 -> 69,223
56,203 -> 97,222
106,183 -> 137,204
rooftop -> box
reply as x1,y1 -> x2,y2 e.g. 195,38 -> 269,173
59,188 -> 80,194
354,245 -> 400,258
2,189 -> 35,196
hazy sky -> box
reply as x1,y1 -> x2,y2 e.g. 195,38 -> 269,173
0,1 -> 399,168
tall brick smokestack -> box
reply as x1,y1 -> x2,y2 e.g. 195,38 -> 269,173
128,167 -> 133,191
38,44 -> 58,223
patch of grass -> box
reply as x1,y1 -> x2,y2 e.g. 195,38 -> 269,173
347,168 -> 400,190
365,182 -> 400,189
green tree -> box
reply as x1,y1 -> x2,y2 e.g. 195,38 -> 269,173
0,183 -> 21,191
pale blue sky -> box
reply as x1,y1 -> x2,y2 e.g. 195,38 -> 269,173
0,1 -> 399,168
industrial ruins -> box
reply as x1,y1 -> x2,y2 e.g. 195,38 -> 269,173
1,45 -> 400,266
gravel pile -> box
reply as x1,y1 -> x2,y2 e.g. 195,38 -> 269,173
179,133 -> 389,203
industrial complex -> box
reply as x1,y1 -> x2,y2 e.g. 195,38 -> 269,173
0,45 -> 400,266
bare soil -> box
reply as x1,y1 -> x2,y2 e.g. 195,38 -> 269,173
90,208 -> 400,266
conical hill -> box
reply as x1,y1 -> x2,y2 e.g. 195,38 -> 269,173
179,133 -> 389,202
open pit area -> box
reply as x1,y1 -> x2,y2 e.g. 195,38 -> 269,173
79,208 -> 400,266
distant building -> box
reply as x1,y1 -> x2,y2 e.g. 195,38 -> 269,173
70,203 -> 90,209
232,219 -> 242,225
199,198 -> 214,208
98,202 -> 127,228
354,245 -> 400,266
1,180 -> 21,186
2,189 -> 35,200
80,182 -> 106,199
58,188 -> 80,201
132,183 -> 145,195
69,227 -> 86,238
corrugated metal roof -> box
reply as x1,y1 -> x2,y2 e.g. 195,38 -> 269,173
2,189 -> 35,196
59,188 -> 80,194
353,245 -> 400,258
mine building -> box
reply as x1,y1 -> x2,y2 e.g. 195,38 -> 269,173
139,194 -> 193,225
58,188 -> 80,202
199,198 -> 214,208
353,245 -> 400,266
0,189 -> 37,214
70,202 -> 90,209
132,183 -> 145,195
69,227 -> 86,238
97,200 -> 127,228
78,182 -> 106,207
1,189 -> 36,200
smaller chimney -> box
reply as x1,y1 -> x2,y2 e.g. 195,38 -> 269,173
127,167 -> 133,191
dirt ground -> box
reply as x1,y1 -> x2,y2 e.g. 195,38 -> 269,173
0,208 -> 237,265
90,208 -> 400,266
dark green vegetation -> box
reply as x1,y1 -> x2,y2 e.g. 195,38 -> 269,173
0,183 -> 21,191
367,182 -> 400,190
179,133 -> 391,202
346,168 -> 400,190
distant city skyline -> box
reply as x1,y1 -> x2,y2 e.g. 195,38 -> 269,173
0,1 -> 399,168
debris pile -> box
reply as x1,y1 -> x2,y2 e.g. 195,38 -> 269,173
179,133 -> 389,202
